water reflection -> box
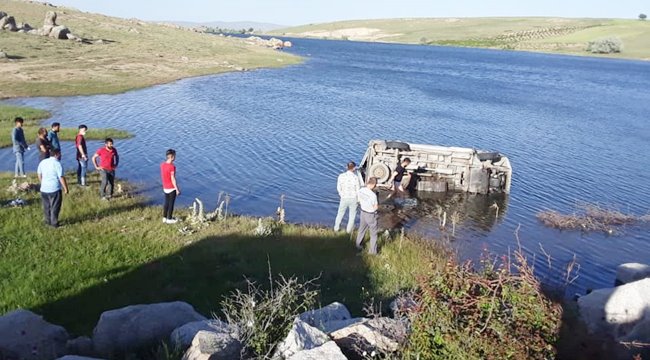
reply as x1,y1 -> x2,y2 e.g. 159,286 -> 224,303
378,191 -> 508,237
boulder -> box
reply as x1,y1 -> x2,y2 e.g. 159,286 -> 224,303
171,319 -> 233,349
287,341 -> 347,360
298,302 -> 351,330
1,15 -> 17,31
66,336 -> 94,356
49,25 -> 70,39
44,10 -> 57,26
92,301 -> 207,357
0,309 -> 70,360
40,24 -> 53,36
616,263 -> 650,285
182,330 -> 242,360
283,41 -> 292,48
0,11 -> 7,20
274,318 -> 329,359
330,317 -> 408,359
321,318 -> 368,334
21,22 -> 33,31
578,278 -> 650,338
268,37 -> 284,49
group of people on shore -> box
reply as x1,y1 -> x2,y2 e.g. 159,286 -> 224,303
334,158 -> 411,255
11,118 -> 121,227
10,116 -> 397,254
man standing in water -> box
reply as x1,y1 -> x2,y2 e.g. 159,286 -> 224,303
387,157 -> 411,199
47,122 -> 61,156
92,138 -> 119,200
75,125 -> 88,186
356,177 -> 379,255
160,149 -> 180,224
334,161 -> 360,233
12,117 -> 29,178
37,149 -> 68,228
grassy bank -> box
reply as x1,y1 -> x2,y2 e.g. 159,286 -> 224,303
0,172 -> 435,335
0,172 -> 563,358
0,104 -> 131,148
0,0 -> 301,98
273,17 -> 650,61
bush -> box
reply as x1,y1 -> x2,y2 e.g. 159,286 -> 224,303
220,274 -> 318,358
587,37 -> 623,53
639,13 -> 647,20
402,248 -> 562,359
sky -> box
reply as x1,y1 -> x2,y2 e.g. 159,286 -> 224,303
50,0 -> 647,26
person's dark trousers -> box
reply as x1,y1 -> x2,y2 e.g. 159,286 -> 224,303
99,169 -> 115,198
356,211 -> 378,254
163,190 -> 177,219
41,190 -> 62,227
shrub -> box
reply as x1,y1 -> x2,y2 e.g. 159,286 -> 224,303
402,247 -> 562,359
220,274 -> 319,358
639,13 -> 647,20
587,37 -> 623,53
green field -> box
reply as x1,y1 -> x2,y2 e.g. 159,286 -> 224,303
0,104 -> 131,148
0,172 -> 435,335
0,0 -> 301,98
273,17 -> 650,60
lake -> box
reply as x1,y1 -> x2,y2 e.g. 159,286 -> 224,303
2,38 -> 649,295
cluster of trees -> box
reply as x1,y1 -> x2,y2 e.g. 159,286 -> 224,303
205,27 -> 256,35
640,13 -> 647,20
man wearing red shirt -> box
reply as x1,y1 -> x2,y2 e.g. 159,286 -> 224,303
160,149 -> 180,224
91,138 -> 119,200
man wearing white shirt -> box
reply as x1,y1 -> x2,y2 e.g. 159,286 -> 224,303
356,177 -> 379,255
334,161 -> 361,233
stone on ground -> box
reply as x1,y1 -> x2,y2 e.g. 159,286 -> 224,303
274,318 -> 330,359
298,302 -> 351,330
171,319 -> 234,349
616,263 -> 650,285
182,330 -> 242,360
287,341 -> 347,360
0,309 -> 69,360
92,301 -> 206,357
330,317 -> 408,359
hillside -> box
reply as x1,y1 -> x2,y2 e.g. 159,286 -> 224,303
0,0 -> 300,98
272,17 -> 650,60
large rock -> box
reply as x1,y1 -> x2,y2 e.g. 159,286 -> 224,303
0,309 -> 70,360
616,263 -> 650,285
320,318 -> 368,334
330,317 -> 408,359
92,301 -> 207,357
1,15 -> 17,31
44,11 -> 57,26
49,25 -> 70,39
0,11 -> 7,20
182,330 -> 242,360
171,319 -> 233,349
578,278 -> 650,338
298,302 -> 351,330
274,318 -> 329,359
66,336 -> 94,356
287,341 -> 346,360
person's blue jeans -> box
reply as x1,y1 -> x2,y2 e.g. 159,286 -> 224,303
99,169 -> 115,198
77,159 -> 88,185
14,152 -> 25,177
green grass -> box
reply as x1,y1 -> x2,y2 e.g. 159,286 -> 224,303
0,172 -> 436,335
0,104 -> 131,148
0,0 -> 301,98
273,17 -> 650,60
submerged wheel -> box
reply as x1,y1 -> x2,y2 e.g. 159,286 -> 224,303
368,163 -> 391,184
385,141 -> 410,151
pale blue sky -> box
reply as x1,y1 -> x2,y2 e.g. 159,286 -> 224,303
51,0 -> 647,26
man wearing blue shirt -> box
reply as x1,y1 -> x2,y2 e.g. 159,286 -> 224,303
37,149 -> 69,228
11,117 -> 29,178
47,122 -> 61,154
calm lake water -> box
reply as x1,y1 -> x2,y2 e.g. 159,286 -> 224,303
2,38 -> 649,295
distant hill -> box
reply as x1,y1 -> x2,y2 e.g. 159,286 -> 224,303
0,0 -> 300,98
163,20 -> 286,32
272,17 -> 650,60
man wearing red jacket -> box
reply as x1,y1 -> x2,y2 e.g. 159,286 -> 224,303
91,138 -> 119,200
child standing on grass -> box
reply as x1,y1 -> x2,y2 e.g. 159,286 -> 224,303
160,149 -> 180,224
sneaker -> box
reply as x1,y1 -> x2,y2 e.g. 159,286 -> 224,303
166,218 -> 178,224
162,217 -> 168,224
101,197 -> 108,201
